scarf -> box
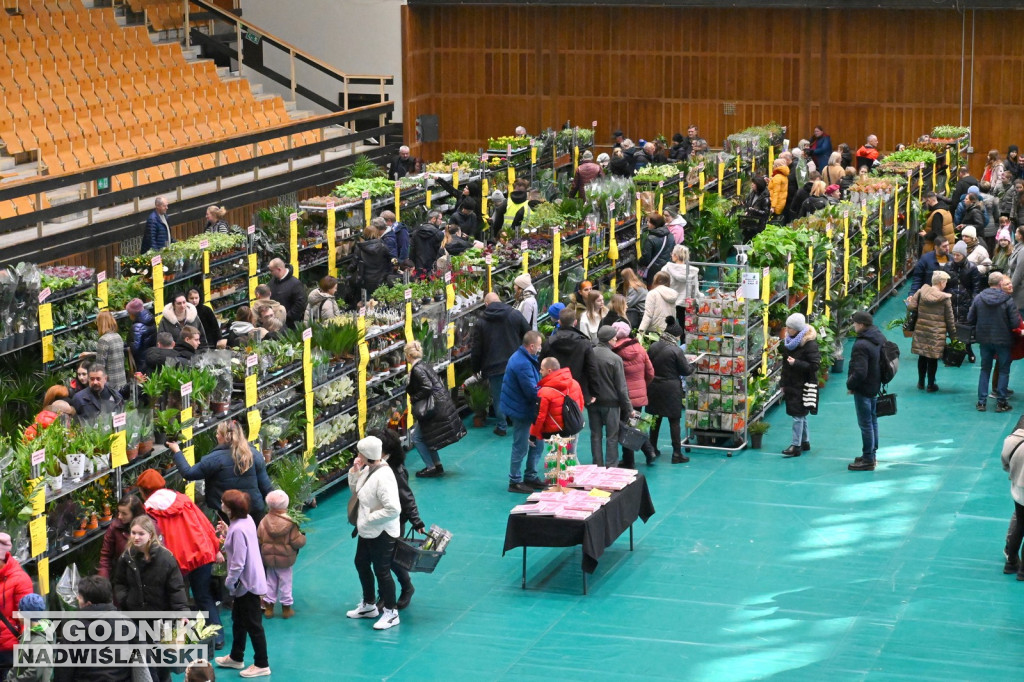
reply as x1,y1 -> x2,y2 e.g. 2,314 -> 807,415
784,327 -> 808,351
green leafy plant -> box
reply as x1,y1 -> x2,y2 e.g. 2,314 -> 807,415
269,455 -> 315,527
347,154 -> 384,180
748,420 -> 771,435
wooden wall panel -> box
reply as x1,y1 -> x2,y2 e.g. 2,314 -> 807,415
403,6 -> 1024,175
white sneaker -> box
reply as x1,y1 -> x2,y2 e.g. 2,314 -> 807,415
346,601 -> 379,619
373,607 -> 400,630
215,655 -> 245,670
239,665 -> 272,678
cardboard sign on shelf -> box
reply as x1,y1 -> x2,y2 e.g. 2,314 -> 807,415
740,272 -> 760,300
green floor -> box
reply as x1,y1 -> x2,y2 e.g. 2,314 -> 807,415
224,287 -> 1024,680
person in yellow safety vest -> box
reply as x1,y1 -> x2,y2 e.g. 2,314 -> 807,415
493,179 -> 532,239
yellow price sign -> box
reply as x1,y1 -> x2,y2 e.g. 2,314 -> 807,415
327,207 -> 337,278
552,230 -> 561,302
41,335 -> 54,363
446,323 -> 455,349
38,303 -> 53,331
96,279 -> 108,311
183,445 -> 195,466
531,146 -> 538,165
247,409 -> 261,442
110,431 -> 128,468
404,299 -> 414,342
245,373 -> 258,408
507,165 -> 514,186
447,362 -> 456,389
786,263 -> 794,288
583,235 -> 590,280
38,557 -> 49,595
394,185 -> 401,222
180,406 -> 193,423
30,515 -> 46,558
30,477 -> 44,516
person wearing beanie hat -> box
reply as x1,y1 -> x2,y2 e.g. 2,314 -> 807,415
258,489 -> 306,619
610,320 -> 658,467
6,593 -> 51,682
780,313 -> 820,457
847,311 -> 886,471
569,145 -> 604,201
514,273 -> 538,331
596,152 -> 610,168
547,302 -> 566,330
952,240 -> 969,257
646,317 -> 694,463
946,236 -> 984,363
587,324 -> 633,468
346,435 -> 401,630
955,192 -> 989,245
991,224 -> 1014,274
960,224 -> 993,275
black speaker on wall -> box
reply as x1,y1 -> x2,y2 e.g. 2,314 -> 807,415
416,115 -> 439,143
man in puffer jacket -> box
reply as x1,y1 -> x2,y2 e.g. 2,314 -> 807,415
968,272 -> 1023,412
0,533 -> 33,678
6,593 -> 50,682
540,307 -> 595,403
1000,424 -> 1024,579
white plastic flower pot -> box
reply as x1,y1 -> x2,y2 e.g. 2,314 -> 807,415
46,473 -> 64,494
66,453 -> 87,480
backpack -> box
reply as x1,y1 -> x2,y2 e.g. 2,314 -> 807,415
554,389 -> 585,436
879,340 -> 900,385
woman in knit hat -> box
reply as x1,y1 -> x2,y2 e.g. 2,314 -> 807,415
991,224 -> 1014,274
513,273 -> 538,331
645,317 -> 694,463
779,313 -> 821,457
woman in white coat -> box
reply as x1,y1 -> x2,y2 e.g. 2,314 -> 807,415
659,244 -> 700,323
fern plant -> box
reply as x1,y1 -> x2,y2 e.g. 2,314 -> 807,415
269,455 -> 315,527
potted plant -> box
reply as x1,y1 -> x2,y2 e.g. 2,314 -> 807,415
153,408 -> 181,445
464,380 -> 491,428
748,421 -> 771,450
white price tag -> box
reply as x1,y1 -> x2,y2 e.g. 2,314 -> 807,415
199,239 -> 209,250
843,211 -> 849,219
485,255 -> 493,265
289,213 -> 299,222
481,153 -> 489,162
658,181 -> 664,188
326,201 -> 336,210
31,449 -> 45,466
97,271 -> 106,283
361,191 -> 370,200
151,255 -> 162,266
451,163 -> 458,172
444,271 -> 452,284
181,381 -> 192,397
246,353 -> 258,368
520,240 -> 528,250
404,288 -> 412,301
507,144 -> 512,155
112,412 -> 127,428
302,327 -> 312,341
247,225 -> 256,235
763,267 -> 770,277
38,288 -> 50,303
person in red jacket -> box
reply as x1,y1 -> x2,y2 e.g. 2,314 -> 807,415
137,469 -> 225,648
98,494 -> 146,580
0,532 -> 34,678
610,321 -> 658,467
531,358 -> 584,443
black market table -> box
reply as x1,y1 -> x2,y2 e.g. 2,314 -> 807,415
502,473 -> 655,594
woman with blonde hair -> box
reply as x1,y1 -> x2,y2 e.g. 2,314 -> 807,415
798,180 -> 829,218
906,269 -> 956,392
601,293 -> 630,328
822,151 -> 844,186
618,268 -> 647,328
406,340 -> 465,477
168,419 -> 273,523
578,290 -> 606,343
93,310 -> 128,392
660,244 -> 701,324
206,205 -> 229,233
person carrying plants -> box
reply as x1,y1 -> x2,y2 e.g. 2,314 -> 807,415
779,313 -> 820,458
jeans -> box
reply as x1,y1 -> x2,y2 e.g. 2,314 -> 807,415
489,374 -> 507,431
265,566 -> 293,606
587,405 -> 621,468
509,417 -> 544,483
853,394 -> 878,461
978,343 -> 1012,403
185,562 -> 223,645
355,533 -> 397,609
1005,502 -> 1024,562
411,424 -> 440,467
650,416 -> 682,455
791,415 -> 809,447
229,591 -> 269,669
917,356 -> 938,386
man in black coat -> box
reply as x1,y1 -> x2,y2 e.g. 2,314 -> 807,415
968,272 -> 1023,412
846,311 -> 886,471
471,292 -> 530,436
267,258 -> 306,329
144,332 -> 178,373
788,171 -> 820,223
910,236 -> 951,295
540,307 -> 595,403
387,145 -> 417,181
409,211 -> 445,274
953,166 -> 981,207
70,366 -> 124,421
172,326 -> 201,364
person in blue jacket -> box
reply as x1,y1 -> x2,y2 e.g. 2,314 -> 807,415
500,330 -> 546,494
125,297 -> 156,372
380,210 -> 410,262
141,196 -> 172,252
168,420 -> 274,523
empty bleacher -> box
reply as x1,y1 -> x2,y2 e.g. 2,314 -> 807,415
0,0 -> 320,202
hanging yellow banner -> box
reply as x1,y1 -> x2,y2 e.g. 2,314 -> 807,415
426,188 -> 432,208
245,373 -> 258,408
305,391 -> 314,424
861,208 -> 868,267
531,146 -> 537,165
30,516 -> 46,558
31,477 -> 44,516
635,199 -> 642,259
247,409 -> 261,442
761,268 -> 771,302
506,165 -> 513,186
394,184 -> 401,223
583,235 -> 590,280
787,262 -> 794,288
38,303 -> 53,332
717,162 -> 724,196
38,557 -> 49,595
447,363 -> 456,389
698,170 -> 706,210
573,145 -> 579,171
327,205 -> 337,278
552,230 -> 561,302
761,313 -> 769,377
41,335 -> 54,363
405,298 -> 413,342
289,212 -> 299,276
96,272 -> 108,311
481,178 -> 489,217
843,213 -> 851,295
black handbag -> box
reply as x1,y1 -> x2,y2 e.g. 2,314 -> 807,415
876,389 -> 898,417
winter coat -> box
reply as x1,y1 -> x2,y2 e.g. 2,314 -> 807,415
381,222 -> 410,261
392,462 -> 424,530
353,238 -> 393,299
257,511 -> 306,569
769,165 -> 790,215
992,247 -> 1012,274
225,321 -> 266,348
1011,243 -> 1024,310
52,603 -> 131,682
172,342 -> 196,363
569,161 -> 603,200
98,517 -> 130,579
410,224 -> 445,272
128,308 -> 156,371
530,367 -> 585,440
908,284 -> 956,359
808,134 -> 833,171
224,516 -> 267,597
799,195 -> 829,219
253,299 -> 287,327
659,261 -> 700,306
143,488 -> 219,574
1001,428 -> 1024,505
172,442 -> 273,516
780,325 -> 821,417
493,189 -> 531,232
623,285 -> 647,327
517,288 -> 539,331
112,545 -> 189,612
195,303 -> 221,347
588,342 -> 632,415
742,188 -> 771,224
206,219 -> 229,234
350,463 -> 400,540
789,181 -> 813,220
667,216 -> 686,245
612,337 -> 654,407
268,269 -> 306,328
0,554 -> 33,653
967,242 -> 992,275
955,200 -> 989,231
646,338 -> 694,419
909,251 -> 950,295
408,361 -> 466,450
95,331 -> 128,392
640,226 -> 675,285
999,186 -> 1018,220
499,346 -> 541,421
578,310 -> 603,343
968,286 -> 1023,347
388,154 -> 416,180
142,209 -> 171,252
304,288 -> 342,324
846,325 -> 886,397
921,208 -> 955,252
638,285 -> 678,334
471,302 -> 530,378
157,302 -> 208,346
541,327 -> 596,403
70,385 -> 124,421
608,155 -> 633,178
822,164 -> 845,187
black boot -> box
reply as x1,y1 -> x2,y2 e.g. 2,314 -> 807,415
782,445 -> 802,458
641,440 -> 657,466
671,451 -> 689,464
801,441 -> 811,452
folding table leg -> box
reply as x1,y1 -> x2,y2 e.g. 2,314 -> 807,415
522,547 -> 527,589
630,524 -> 634,551
582,560 -> 588,596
